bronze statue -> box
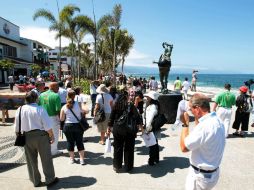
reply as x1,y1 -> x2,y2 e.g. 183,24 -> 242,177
153,42 -> 173,93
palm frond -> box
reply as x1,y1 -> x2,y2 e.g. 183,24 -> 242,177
33,9 -> 56,24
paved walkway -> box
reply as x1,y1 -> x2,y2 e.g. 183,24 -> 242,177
0,88 -> 254,189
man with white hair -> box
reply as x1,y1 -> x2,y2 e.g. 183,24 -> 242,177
180,93 -> 226,190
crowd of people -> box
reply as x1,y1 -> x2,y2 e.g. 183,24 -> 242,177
12,73 -> 254,189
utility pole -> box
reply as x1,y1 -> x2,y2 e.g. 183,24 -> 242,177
92,0 -> 97,80
56,0 -> 62,80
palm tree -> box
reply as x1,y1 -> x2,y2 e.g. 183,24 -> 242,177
33,4 -> 80,80
117,30 -> 134,73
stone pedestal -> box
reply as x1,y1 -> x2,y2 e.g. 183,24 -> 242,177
158,92 -> 182,124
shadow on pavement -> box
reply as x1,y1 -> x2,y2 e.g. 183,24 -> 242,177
227,132 -> 254,139
48,176 -> 96,189
0,117 -> 15,126
131,156 -> 189,178
135,144 -> 165,156
0,163 -> 26,173
85,151 -> 113,165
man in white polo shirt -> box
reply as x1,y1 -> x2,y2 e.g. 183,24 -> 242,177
180,93 -> 226,190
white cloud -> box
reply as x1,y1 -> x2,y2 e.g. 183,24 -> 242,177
20,26 -> 94,48
20,26 -> 69,48
125,48 -> 156,67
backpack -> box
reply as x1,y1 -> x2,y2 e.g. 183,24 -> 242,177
238,95 -> 253,113
113,103 -> 137,136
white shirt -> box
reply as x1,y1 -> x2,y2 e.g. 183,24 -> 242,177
184,112 -> 225,170
145,104 -> 158,132
149,80 -> 158,90
19,75 -> 24,80
8,76 -> 14,83
58,87 -> 67,104
75,94 -> 87,103
182,81 -> 191,91
62,101 -> 81,123
96,93 -> 113,113
90,84 -> 97,95
14,104 -> 53,133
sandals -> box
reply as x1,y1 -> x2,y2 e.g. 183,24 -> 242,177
99,141 -> 105,145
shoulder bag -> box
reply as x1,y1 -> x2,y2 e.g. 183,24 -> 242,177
151,113 -> 167,131
69,108 -> 89,131
14,106 -> 26,147
94,94 -> 106,124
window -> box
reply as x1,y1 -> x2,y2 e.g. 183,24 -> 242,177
3,45 -> 17,57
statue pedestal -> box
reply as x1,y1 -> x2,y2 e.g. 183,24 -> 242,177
158,92 -> 182,124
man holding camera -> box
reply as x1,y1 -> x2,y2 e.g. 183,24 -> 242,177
180,93 -> 226,190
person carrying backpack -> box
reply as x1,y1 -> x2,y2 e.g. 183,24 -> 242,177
107,91 -> 142,172
232,86 -> 252,137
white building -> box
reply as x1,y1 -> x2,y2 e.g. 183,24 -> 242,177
48,48 -> 75,79
0,17 -> 51,84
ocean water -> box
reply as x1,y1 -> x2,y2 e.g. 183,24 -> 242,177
125,73 -> 254,96
127,73 -> 254,91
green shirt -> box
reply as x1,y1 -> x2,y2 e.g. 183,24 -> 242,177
39,90 -> 61,116
174,80 -> 182,90
215,90 -> 236,108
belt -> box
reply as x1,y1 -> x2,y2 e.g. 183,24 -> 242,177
191,164 -> 218,173
219,106 -> 231,109
25,129 -> 41,133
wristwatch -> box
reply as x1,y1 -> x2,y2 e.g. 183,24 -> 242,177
182,124 -> 189,128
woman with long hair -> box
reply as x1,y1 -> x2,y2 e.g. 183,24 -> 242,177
60,90 -> 86,165
108,90 -> 142,172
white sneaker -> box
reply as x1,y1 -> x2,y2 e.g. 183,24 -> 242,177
69,158 -> 75,164
80,159 -> 86,165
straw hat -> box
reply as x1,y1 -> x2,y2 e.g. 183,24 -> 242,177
144,91 -> 159,100
96,84 -> 109,94
239,86 -> 248,93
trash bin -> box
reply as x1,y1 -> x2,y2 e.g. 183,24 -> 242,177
158,92 -> 183,124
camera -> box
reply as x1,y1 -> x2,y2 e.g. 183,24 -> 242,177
244,79 -> 254,88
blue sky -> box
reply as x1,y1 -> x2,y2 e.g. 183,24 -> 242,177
1,0 -> 254,74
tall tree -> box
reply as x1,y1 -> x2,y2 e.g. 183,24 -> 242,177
33,4 -> 80,80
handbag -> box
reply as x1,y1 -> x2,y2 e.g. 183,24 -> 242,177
69,108 -> 89,131
14,106 -> 26,147
93,94 -> 106,124
151,113 -> 167,131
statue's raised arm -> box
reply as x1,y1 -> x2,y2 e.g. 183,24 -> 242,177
153,42 -> 173,93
